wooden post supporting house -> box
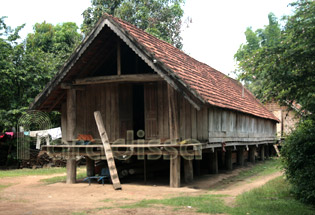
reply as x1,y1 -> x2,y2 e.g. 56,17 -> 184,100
209,150 -> 218,174
265,144 -> 270,159
86,157 -> 95,177
168,85 -> 181,188
66,89 -> 77,184
237,147 -> 244,166
249,146 -> 256,164
225,149 -> 233,171
260,145 -> 265,161
184,159 -> 193,183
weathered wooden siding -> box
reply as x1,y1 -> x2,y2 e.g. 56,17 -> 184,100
63,81 -> 276,143
76,83 -> 120,142
208,107 -> 276,142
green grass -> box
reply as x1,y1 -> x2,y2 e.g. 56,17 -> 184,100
40,169 -> 86,184
216,158 -> 281,188
120,177 -> 314,214
0,167 -> 67,178
232,177 -> 315,215
0,184 -> 11,191
120,194 -> 230,213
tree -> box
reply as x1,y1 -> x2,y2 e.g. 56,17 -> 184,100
0,18 -> 81,131
235,0 -> 315,204
82,0 -> 185,48
281,119 -> 315,205
234,0 -> 315,114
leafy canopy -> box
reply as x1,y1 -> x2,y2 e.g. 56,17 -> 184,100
0,17 -> 81,131
234,0 -> 315,114
82,0 -> 185,48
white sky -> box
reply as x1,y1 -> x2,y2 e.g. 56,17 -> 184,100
1,0 -> 294,77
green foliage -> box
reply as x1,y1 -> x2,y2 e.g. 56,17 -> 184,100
281,118 -> 315,205
234,0 -> 315,114
82,0 -> 185,48
0,17 -> 81,131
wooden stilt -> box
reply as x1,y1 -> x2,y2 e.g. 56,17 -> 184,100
194,160 -> 201,176
144,155 -> 147,184
249,146 -> 256,164
66,158 -> 76,184
237,147 -> 244,166
86,156 -> 95,177
170,155 -> 181,187
260,145 -> 265,161
265,144 -> 270,159
184,159 -> 193,183
209,150 -> 218,174
225,149 -> 233,171
167,84 -> 180,188
66,89 -> 77,184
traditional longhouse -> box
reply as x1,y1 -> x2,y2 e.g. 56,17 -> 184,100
31,14 -> 279,188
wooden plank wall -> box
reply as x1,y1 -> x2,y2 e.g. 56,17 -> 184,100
70,81 -> 276,143
208,107 -> 277,142
76,83 -> 120,142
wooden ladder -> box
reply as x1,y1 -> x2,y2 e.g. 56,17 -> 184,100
94,111 -> 122,190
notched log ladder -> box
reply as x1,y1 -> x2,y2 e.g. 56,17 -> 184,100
94,111 -> 122,190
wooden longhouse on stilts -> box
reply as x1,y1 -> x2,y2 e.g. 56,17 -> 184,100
30,14 -> 279,188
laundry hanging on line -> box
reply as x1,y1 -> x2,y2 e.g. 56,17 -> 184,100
24,127 -> 62,149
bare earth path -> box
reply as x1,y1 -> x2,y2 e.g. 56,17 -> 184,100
0,166 -> 282,215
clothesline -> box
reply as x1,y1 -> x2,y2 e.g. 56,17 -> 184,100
24,127 -> 62,149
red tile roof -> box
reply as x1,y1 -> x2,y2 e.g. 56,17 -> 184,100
107,15 -> 278,121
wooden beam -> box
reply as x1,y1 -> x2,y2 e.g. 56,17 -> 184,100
265,144 -> 270,159
117,39 -> 121,75
66,89 -> 77,184
74,74 -> 162,85
184,159 -> 193,183
168,84 -> 181,188
66,89 -> 76,142
94,111 -> 122,190
225,149 -> 233,171
60,83 -> 85,90
209,150 -> 218,174
237,147 -> 244,166
61,102 -> 67,143
260,145 -> 265,161
170,155 -> 181,187
168,84 -> 179,142
86,156 -> 95,177
249,146 -> 256,163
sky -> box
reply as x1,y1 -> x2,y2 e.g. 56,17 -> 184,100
0,0 -> 294,77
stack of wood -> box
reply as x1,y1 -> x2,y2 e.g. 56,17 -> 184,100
20,149 -> 66,168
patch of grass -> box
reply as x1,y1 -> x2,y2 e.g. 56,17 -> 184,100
120,195 -> 230,214
100,198 -> 112,202
0,167 -> 67,178
217,158 -> 281,188
40,170 -> 86,184
232,176 -> 315,215
119,177 -> 315,215
0,184 -> 11,191
72,212 -> 88,215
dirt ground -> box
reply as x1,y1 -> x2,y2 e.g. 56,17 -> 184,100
0,165 -> 282,215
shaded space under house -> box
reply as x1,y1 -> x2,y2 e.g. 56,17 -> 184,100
30,14 -> 279,188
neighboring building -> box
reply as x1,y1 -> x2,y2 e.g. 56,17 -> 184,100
30,14 -> 279,187
265,102 -> 300,138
